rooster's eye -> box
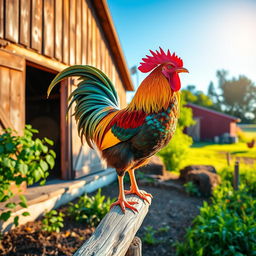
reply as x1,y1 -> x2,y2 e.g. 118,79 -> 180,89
167,65 -> 173,69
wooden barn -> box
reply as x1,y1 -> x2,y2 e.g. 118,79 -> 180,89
186,103 -> 240,142
0,0 -> 133,181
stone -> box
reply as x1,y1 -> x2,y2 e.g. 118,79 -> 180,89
179,165 -> 217,181
137,155 -> 166,176
186,170 -> 221,197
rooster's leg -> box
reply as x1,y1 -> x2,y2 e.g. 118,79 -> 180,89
110,175 -> 138,213
125,169 -> 153,203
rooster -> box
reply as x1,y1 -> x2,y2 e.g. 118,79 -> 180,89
47,48 -> 188,213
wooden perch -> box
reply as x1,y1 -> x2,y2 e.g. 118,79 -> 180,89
74,193 -> 151,256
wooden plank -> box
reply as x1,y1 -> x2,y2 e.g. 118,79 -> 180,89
5,0 -> 19,42
87,6 -> 92,65
125,237 -> 142,256
69,0 -> 76,65
74,193 -> 151,256
0,67 -> 10,118
95,26 -> 100,69
63,0 -> 69,64
10,69 -> 25,133
43,0 -> 54,57
31,0 -> 43,52
0,49 -> 25,71
76,0 -> 82,64
91,14 -> 96,66
6,43 -> 69,72
60,78 -> 72,180
81,0 -> 87,65
55,0 -> 63,60
0,0 -> 4,38
20,0 -> 31,46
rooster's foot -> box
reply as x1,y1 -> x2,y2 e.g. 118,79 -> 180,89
110,198 -> 138,213
124,189 -> 153,204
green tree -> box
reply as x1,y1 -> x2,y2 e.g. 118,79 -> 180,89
212,70 -> 256,123
182,86 -> 213,108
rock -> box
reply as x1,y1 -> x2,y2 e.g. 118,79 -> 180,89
180,165 -> 217,181
137,155 -> 166,176
186,170 -> 221,197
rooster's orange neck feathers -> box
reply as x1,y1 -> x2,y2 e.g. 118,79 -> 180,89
127,66 -> 177,113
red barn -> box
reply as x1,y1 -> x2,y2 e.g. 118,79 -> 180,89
186,103 -> 240,142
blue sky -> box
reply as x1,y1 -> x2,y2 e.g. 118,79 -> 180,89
107,0 -> 256,97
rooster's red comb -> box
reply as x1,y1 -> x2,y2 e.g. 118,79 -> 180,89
138,47 -> 183,73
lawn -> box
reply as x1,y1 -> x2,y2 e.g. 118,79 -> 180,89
180,142 -> 256,171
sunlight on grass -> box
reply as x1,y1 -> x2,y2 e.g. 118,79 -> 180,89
180,142 -> 256,171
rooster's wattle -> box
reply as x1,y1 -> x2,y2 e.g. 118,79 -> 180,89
47,48 -> 188,213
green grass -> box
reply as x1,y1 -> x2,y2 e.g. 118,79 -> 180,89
180,142 -> 256,171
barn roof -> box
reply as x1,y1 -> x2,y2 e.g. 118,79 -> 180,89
92,0 -> 134,91
186,103 -> 241,122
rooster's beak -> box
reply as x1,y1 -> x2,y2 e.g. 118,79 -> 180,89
176,68 -> 189,73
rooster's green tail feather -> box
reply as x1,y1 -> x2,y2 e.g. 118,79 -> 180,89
47,65 -> 119,148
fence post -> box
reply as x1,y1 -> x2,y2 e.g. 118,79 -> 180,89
226,152 -> 231,166
125,236 -> 142,256
233,161 -> 239,190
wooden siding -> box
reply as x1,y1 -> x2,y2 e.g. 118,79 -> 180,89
0,0 -> 128,106
0,50 -> 25,134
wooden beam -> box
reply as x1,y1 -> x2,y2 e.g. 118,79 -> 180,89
5,43 -> 69,72
74,194 -> 151,256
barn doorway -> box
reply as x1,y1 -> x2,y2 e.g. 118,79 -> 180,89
25,65 -> 61,179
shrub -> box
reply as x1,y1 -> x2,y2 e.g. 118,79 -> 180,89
42,210 -> 65,233
67,189 -> 115,227
158,128 -> 193,171
0,125 -> 56,225
176,185 -> 256,256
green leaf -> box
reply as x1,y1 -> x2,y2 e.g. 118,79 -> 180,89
22,211 -> 30,216
0,211 -> 11,221
17,163 -> 28,176
0,145 -> 4,154
19,202 -> 27,208
19,195 -> 27,205
49,150 -> 56,158
46,155 -> 55,169
14,216 -> 19,226
40,160 -> 48,171
5,202 -> 16,209
44,137 -> 54,146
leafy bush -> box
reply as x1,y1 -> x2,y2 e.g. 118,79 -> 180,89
158,129 -> 192,171
158,97 -> 194,171
219,166 -> 256,197
184,181 -> 201,197
176,185 -> 256,256
0,125 -> 56,225
42,210 -> 65,233
67,189 -> 115,227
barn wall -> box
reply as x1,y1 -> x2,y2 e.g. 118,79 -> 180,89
0,0 -> 127,107
189,107 -> 235,140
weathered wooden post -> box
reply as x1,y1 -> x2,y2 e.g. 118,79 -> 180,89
226,152 -> 231,166
125,237 -> 142,256
233,161 -> 239,190
74,193 -> 151,256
